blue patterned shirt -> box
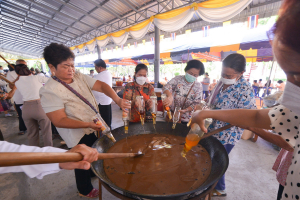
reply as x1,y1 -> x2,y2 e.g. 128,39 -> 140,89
208,76 -> 257,145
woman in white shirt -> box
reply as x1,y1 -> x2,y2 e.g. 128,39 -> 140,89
15,64 -> 52,147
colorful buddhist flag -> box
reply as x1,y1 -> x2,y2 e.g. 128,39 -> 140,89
134,42 -> 138,48
150,37 -> 155,45
127,43 -> 130,49
171,33 -> 176,41
111,47 -> 113,52
248,15 -> 259,29
142,40 -> 146,45
116,46 -> 119,51
202,26 -> 209,37
185,29 -> 191,35
121,45 -> 124,51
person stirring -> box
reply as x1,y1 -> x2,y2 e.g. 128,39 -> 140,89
39,43 -> 130,198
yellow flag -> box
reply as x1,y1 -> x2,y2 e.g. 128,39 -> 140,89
223,21 -> 231,27
142,40 -> 146,45
185,29 -> 191,35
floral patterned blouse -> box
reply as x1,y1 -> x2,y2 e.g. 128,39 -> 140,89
162,75 -> 203,122
268,105 -> 300,200
208,76 -> 256,145
123,81 -> 155,122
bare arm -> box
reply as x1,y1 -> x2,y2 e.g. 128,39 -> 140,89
162,90 -> 173,107
46,109 -> 103,131
248,127 -> 293,152
191,109 -> 271,132
92,80 -> 130,112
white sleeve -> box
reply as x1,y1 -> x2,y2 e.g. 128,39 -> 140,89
37,75 -> 49,84
268,105 -> 300,148
39,86 -> 65,113
83,74 -> 97,89
0,80 -> 7,86
0,141 -> 67,179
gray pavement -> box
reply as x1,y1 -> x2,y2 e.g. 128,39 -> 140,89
0,103 -> 279,200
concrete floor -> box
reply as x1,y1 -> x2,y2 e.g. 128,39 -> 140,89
0,103 -> 279,200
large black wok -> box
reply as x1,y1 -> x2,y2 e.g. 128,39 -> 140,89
91,122 -> 229,200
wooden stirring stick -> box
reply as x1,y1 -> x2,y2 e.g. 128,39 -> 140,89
0,152 -> 143,167
201,124 -> 233,139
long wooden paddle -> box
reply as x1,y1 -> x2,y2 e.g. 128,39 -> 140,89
0,54 -> 15,69
0,75 -> 14,85
0,152 -> 143,167
201,124 -> 234,139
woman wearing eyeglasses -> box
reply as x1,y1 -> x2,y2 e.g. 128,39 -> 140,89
162,60 -> 204,124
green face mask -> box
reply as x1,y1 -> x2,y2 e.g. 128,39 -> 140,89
185,73 -> 196,83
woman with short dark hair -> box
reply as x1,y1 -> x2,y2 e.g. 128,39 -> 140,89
40,43 -> 130,198
205,53 -> 256,196
162,59 -> 204,123
123,64 -> 155,122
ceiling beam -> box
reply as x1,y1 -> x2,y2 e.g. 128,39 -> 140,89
1,1 -> 85,34
54,0 -> 117,30
25,0 -> 95,30
118,0 -> 148,19
84,0 -> 122,19
0,8 -> 79,38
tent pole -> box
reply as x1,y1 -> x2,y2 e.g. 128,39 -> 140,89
263,60 -> 275,97
154,25 -> 160,88
97,45 -> 101,59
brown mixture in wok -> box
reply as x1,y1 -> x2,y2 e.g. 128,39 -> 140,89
103,134 -> 212,195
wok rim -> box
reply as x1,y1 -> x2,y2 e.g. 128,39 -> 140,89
91,122 -> 229,199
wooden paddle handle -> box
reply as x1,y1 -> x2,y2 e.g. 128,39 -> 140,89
201,124 -> 234,139
0,75 -> 14,85
0,54 -> 15,69
0,152 -> 139,167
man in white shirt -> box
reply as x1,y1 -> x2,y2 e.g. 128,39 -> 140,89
6,60 -> 27,134
92,59 -> 112,128
89,70 -> 94,78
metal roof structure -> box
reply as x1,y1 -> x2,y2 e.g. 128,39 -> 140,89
0,0 -> 282,58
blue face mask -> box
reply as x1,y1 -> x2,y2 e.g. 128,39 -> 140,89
185,73 -> 196,83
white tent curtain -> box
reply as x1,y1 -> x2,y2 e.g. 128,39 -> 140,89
71,0 -> 255,52
96,37 -> 110,48
110,32 -> 129,46
153,9 -> 196,32
198,0 -> 253,22
129,22 -> 153,40
86,42 -> 96,51
78,47 -> 86,53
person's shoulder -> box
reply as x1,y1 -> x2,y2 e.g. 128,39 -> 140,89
42,77 -> 58,90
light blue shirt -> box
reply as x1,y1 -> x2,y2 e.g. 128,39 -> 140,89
208,76 -> 257,145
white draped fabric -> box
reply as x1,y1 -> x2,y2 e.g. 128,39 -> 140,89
130,22 -> 153,40
71,0 -> 255,52
198,0 -> 253,22
96,37 -> 110,48
78,47 -> 86,53
153,9 -> 196,32
86,42 -> 96,51
110,32 -> 129,46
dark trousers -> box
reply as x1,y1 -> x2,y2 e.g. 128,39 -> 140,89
75,133 -> 98,195
203,91 -> 209,99
277,184 -> 284,200
215,144 -> 235,190
98,103 -> 112,128
15,103 -> 27,132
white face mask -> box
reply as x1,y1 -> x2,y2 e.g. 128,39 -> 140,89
136,76 -> 147,85
279,81 -> 300,116
220,77 -> 237,85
